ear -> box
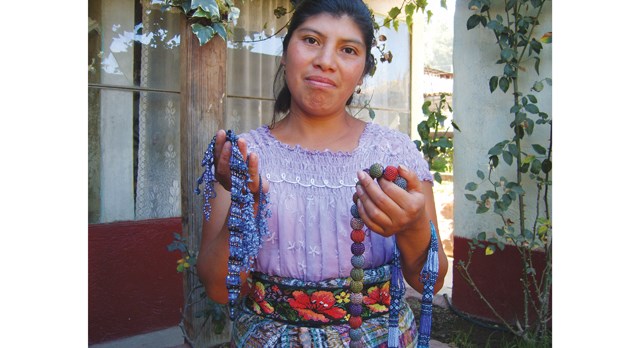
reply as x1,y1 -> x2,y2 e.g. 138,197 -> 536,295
280,56 -> 286,66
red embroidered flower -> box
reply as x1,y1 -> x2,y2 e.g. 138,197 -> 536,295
363,281 -> 390,313
251,282 -> 274,315
287,290 -> 347,323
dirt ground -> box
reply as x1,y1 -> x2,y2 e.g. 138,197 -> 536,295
405,296 -> 519,347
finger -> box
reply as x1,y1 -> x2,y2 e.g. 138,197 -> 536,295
237,138 -> 249,162
216,141 -> 232,190
357,170 -> 402,217
397,165 -> 422,193
355,196 -> 386,236
246,152 -> 261,194
355,172 -> 393,235
213,129 -> 227,168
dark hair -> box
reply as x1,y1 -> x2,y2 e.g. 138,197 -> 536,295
271,0 -> 376,125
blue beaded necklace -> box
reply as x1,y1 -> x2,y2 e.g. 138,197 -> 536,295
196,130 -> 270,319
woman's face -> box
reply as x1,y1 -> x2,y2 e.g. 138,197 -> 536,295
282,13 -> 367,117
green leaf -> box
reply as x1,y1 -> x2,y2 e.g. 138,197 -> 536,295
496,228 -> 505,236
499,76 -> 510,93
525,103 -> 540,114
542,159 -> 552,173
508,143 -> 518,156
485,245 -> 495,255
531,159 -> 542,174
476,170 -> 485,180
532,81 -> 544,92
433,172 -> 442,184
417,121 -> 429,140
488,144 -> 503,156
191,0 -> 220,18
212,22 -> 227,41
465,182 -> 478,191
489,76 -> 498,93
388,6 -> 401,19
502,150 -> 513,165
523,154 -> 536,164
500,48 -> 515,61
497,241 -> 505,251
405,3 -> 416,16
476,205 -> 489,214
477,232 -> 487,241
368,107 -> 376,120
191,23 -> 216,46
490,155 -> 499,168
467,14 -> 483,30
465,194 -> 477,201
532,144 -> 547,155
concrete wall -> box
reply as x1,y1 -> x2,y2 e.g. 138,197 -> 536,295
452,0 -> 552,241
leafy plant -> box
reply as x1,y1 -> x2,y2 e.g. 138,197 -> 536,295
414,93 -> 459,184
156,0 -> 240,45
167,233 -> 228,341
456,0 -> 552,344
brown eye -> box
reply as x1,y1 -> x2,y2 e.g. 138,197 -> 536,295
304,37 -> 318,45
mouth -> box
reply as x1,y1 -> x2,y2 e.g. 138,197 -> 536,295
305,75 -> 337,88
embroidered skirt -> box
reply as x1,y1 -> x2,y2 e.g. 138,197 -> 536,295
231,265 -> 417,347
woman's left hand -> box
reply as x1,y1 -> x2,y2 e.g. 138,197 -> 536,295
354,165 -> 427,237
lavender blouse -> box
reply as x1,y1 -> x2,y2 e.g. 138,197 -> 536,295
241,122 -> 433,282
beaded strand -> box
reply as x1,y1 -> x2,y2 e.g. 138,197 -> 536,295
350,163 -> 439,348
196,130 -> 271,320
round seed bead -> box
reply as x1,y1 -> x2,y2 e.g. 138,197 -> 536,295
369,163 -> 384,179
351,242 -> 365,255
351,255 -> 365,268
394,176 -> 408,190
349,329 -> 364,341
350,268 -> 364,281
350,204 -> 360,218
350,280 -> 363,293
349,303 -> 363,316
350,229 -> 365,243
383,165 -> 399,181
350,217 -> 364,230
350,292 -> 363,304
349,315 -> 362,329
352,192 -> 359,204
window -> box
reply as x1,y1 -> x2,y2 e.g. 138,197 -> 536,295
89,0 -> 181,223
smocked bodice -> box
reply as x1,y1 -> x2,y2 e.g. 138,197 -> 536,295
241,123 -> 432,281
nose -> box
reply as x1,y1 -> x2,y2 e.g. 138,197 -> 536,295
313,46 -> 337,71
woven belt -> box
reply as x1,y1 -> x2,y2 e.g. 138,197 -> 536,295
245,265 -> 392,326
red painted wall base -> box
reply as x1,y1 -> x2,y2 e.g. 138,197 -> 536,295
452,236 -> 551,327
88,218 -> 184,344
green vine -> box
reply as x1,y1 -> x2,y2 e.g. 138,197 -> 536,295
157,0 -> 239,45
456,0 -> 552,344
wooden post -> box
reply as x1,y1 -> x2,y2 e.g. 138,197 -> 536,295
180,16 -> 229,347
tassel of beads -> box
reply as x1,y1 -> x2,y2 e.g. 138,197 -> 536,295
196,130 -> 271,320
417,220 -> 440,348
387,243 -> 405,348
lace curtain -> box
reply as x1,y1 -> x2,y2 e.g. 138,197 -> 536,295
134,1 -> 182,220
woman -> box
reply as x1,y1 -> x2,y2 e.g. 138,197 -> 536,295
197,0 -> 448,346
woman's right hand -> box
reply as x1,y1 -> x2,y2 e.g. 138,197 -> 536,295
212,129 -> 267,197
